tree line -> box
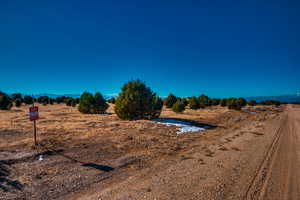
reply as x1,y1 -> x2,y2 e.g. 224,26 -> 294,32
0,80 -> 287,120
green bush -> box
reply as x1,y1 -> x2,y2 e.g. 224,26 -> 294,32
227,98 -> 243,110
189,96 -> 200,109
164,94 -> 177,108
71,99 -> 77,107
38,96 -> 49,105
79,92 -> 108,114
220,99 -> 227,107
238,98 -> 247,107
182,98 -> 189,106
15,98 -> 22,107
0,91 -> 12,110
211,98 -> 220,106
11,93 -> 22,101
115,80 -> 163,120
23,96 -> 34,104
198,94 -> 210,108
172,100 -> 185,113
66,98 -> 73,106
248,100 -> 257,106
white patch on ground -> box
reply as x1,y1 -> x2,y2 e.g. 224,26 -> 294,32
38,155 -> 43,161
153,119 -> 206,134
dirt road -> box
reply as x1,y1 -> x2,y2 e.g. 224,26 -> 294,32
245,105 -> 300,200
72,105 -> 300,200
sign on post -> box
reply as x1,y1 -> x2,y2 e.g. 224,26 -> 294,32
29,106 -> 39,121
29,106 -> 39,145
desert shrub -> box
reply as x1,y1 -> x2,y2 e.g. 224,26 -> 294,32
93,92 -> 109,113
115,80 -> 163,120
38,96 -> 49,105
71,99 -> 77,107
11,93 -> 22,101
49,98 -> 54,105
23,96 -> 33,104
210,98 -> 220,106
220,99 -> 227,107
198,94 -> 210,108
164,94 -> 177,108
238,98 -> 247,107
227,98 -> 244,110
182,98 -> 189,106
66,98 -> 72,106
172,100 -> 185,113
0,92 -> 12,110
79,92 -> 108,114
274,101 -> 281,107
55,97 -> 63,104
189,96 -> 200,109
15,98 -> 22,107
248,100 -> 257,106
260,100 -> 281,106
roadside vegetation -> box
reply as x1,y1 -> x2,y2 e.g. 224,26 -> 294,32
0,80 -> 286,113
114,79 -> 163,120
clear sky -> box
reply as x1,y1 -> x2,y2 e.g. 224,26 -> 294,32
0,0 -> 299,97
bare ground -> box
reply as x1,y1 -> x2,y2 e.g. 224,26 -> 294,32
1,103 -> 295,200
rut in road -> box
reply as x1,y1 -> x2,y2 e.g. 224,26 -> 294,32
245,105 -> 300,200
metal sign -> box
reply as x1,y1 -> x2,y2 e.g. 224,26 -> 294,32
29,106 -> 39,121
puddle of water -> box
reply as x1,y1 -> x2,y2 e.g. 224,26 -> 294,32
152,118 -> 215,134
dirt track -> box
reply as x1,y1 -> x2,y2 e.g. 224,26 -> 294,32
245,105 -> 300,200
71,105 -> 300,200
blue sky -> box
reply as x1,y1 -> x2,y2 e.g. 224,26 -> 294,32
0,0 -> 299,97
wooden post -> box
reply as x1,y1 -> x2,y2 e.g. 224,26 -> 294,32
32,95 -> 37,146
33,120 -> 37,145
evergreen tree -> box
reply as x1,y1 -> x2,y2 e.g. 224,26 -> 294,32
198,94 -> 210,108
248,100 -> 257,106
220,99 -> 227,107
238,98 -> 247,107
93,92 -> 109,113
115,80 -> 163,120
189,96 -> 200,109
15,98 -> 22,107
79,92 -> 108,114
11,93 -> 22,101
164,94 -> 177,108
0,91 -> 12,110
172,100 -> 185,113
23,96 -> 34,104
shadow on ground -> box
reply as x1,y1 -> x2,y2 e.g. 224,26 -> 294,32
0,163 -> 23,192
39,146 -> 115,173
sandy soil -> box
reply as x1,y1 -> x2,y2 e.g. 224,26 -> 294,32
0,103 -> 289,200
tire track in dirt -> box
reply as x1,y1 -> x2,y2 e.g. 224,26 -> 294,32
244,105 -> 300,200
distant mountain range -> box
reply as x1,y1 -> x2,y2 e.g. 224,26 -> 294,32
245,94 -> 300,103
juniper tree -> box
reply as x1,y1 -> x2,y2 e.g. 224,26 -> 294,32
172,100 -> 185,113
164,94 -> 177,108
78,92 -> 108,114
0,92 -> 12,110
23,96 -> 34,104
189,96 -> 200,109
15,98 -> 22,107
115,80 -> 163,120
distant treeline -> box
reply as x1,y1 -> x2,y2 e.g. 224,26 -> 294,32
0,92 -> 80,109
0,80 -> 296,120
